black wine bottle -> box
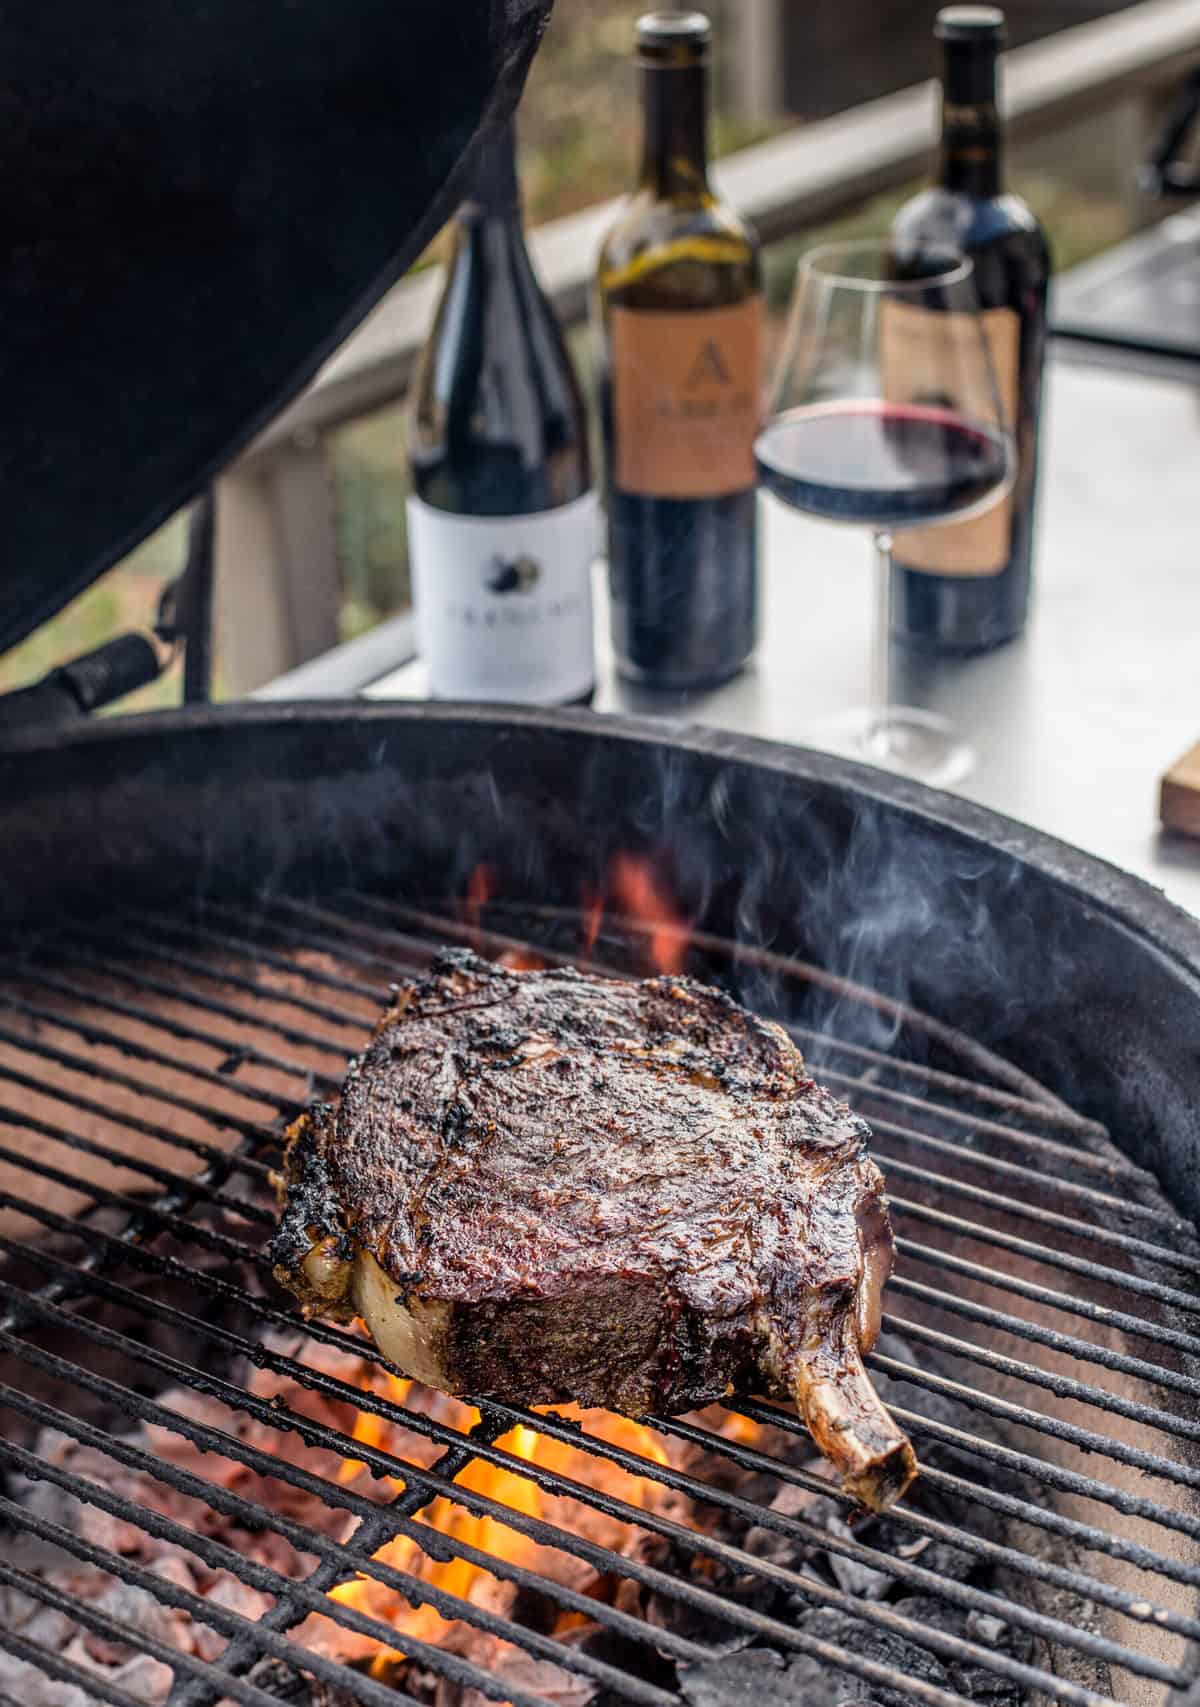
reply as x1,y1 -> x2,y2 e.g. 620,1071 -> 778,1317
890,6 -> 1050,653
407,120 -> 596,704
595,10 -> 763,691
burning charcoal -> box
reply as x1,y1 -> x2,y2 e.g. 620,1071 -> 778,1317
741,1481 -> 824,1569
823,1518 -> 894,1601
0,1649 -> 103,1707
639,1570 -> 763,1657
65,1642 -> 175,1707
243,1656 -> 363,1707
788,1607 -> 954,1707
457,1641 -> 600,1707
889,1597 -> 1025,1707
680,1646 -> 865,1707
0,1585 -> 77,1650
965,1611 -> 1007,1648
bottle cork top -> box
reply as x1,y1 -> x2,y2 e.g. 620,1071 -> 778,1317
636,10 -> 711,62
935,6 -> 1006,44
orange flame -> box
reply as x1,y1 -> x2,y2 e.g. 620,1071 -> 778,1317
580,885 -> 604,958
324,1370 -> 676,1672
463,864 -> 494,942
607,853 -> 690,975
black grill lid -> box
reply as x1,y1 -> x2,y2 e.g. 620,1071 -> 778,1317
0,0 -> 552,659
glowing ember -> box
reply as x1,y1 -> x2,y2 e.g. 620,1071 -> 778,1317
497,948 -> 547,971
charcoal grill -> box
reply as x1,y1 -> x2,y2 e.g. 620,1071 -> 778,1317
0,705 -> 1198,1707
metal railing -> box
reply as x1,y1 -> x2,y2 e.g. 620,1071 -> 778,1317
213,0 -> 1200,695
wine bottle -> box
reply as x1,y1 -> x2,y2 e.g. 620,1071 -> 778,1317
595,10 -> 763,691
890,6 -> 1050,653
407,120 -> 596,704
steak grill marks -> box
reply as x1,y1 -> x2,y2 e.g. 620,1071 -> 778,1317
0,889 -> 1195,1707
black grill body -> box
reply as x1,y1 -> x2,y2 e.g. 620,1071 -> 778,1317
0,702 -> 1197,1707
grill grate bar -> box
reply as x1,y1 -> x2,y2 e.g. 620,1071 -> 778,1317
0,1624 -> 289,1707
276,896 -> 452,968
737,1391 -> 1200,1547
817,1062 -> 1146,1185
0,983 -> 314,1112
890,1267 -> 1200,1386
0,991 -> 295,1110
727,1396 -> 1200,1589
0,1358 -> 987,1707
0,1456 -> 682,1707
779,1019 -> 1114,1141
897,1234 -> 1200,1355
53,928 -> 370,1031
883,1309 -> 1200,1447
1,1264 -> 1192,1697
36,935 -> 360,1056
13,1192 -> 1200,1578
0,1161 -> 269,1273
0,1549 -> 432,1707
0,1321 -> 1156,1707
6,961 -> 338,1092
0,1103 -> 275,1227
877,1149 -> 1198,1272
0,1401 -> 713,1686
643,1406 -> 1200,1626
872,1349 -> 1200,1498
869,1115 -> 1184,1234
0,1051 -> 273,1181
167,1452 -> 484,1707
202,901 -> 401,978
892,1194 -> 1200,1317
0,1015 -> 277,1154
121,907 -> 388,1003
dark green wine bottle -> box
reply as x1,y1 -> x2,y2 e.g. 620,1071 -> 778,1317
408,120 -> 596,704
891,7 -> 1051,654
595,11 -> 763,691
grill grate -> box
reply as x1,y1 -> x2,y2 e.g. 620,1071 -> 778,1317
0,890 -> 1197,1707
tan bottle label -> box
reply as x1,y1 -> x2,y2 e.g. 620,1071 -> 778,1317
881,301 -> 1019,578
610,298 -> 763,499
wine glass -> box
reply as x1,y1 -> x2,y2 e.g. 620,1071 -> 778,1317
755,240 -> 1013,786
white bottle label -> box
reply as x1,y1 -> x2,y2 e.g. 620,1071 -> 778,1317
408,491 -> 598,703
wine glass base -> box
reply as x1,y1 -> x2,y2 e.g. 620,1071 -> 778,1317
804,706 -> 975,788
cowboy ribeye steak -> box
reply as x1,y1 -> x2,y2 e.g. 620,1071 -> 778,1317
271,948 -> 917,1509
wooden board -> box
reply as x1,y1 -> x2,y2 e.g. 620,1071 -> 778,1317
1160,740 -> 1200,836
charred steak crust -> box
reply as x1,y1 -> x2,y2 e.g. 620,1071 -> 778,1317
271,947 -> 916,1509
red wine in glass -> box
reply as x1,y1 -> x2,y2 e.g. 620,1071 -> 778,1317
757,240 -> 1014,786
755,401 -> 1009,531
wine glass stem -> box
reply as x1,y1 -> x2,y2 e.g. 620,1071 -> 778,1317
871,530 -> 894,754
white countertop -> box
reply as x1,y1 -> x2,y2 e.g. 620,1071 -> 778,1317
364,355 -> 1200,918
